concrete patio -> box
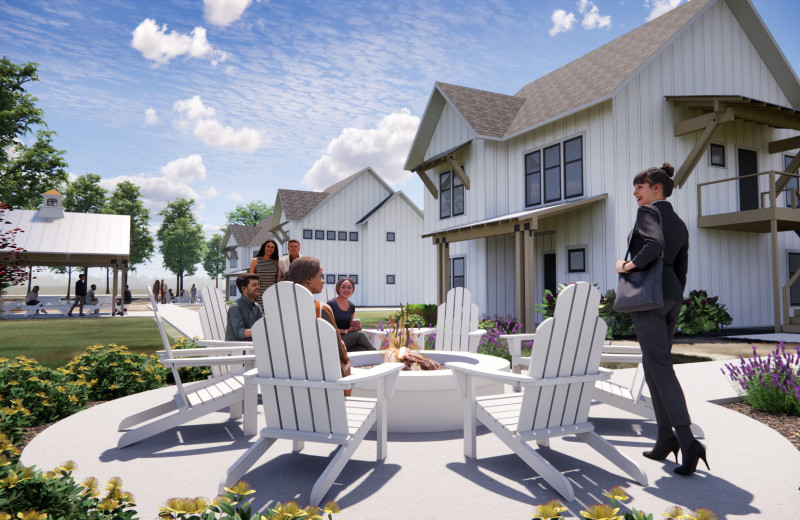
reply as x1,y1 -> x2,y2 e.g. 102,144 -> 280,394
20,357 -> 800,519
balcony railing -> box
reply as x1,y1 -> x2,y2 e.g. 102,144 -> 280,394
697,170 -> 800,218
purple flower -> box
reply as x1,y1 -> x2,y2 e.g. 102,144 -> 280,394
701,299 -> 708,305
683,298 -> 690,305
546,293 -> 554,302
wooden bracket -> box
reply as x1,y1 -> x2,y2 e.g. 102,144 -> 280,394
416,169 -> 439,199
446,155 -> 470,189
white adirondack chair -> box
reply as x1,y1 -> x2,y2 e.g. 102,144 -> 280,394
117,285 -> 256,448
446,282 -> 647,501
199,286 -> 229,342
220,282 -> 404,505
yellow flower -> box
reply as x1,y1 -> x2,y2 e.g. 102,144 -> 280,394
15,512 -> 46,520
56,460 -> 77,473
579,504 -> 624,520
109,384 -> 119,390
533,499 -> 568,519
0,473 -> 20,488
159,498 -> 188,514
321,501 -> 340,514
0,512 -> 11,520
224,481 -> 256,496
97,499 -> 119,512
55,386 -> 67,394
7,381 -> 18,386
105,476 -> 123,490
19,467 -> 35,480
603,486 -> 630,502
686,508 -> 718,520
0,455 -> 10,467
663,505 -> 686,519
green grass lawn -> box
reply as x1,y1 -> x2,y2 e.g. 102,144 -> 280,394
353,310 -> 393,328
0,318 -> 183,369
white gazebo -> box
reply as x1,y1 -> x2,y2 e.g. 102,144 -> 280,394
1,191 -> 131,315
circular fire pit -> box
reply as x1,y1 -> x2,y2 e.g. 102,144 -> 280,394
349,351 -> 510,433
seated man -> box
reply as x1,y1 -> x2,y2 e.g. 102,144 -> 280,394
87,284 -> 98,304
225,273 -> 263,341
116,284 -> 132,315
26,286 -> 41,314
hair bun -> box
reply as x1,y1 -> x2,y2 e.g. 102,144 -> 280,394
662,162 -> 675,177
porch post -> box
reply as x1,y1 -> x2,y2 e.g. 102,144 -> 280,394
436,238 -> 450,304
111,260 -> 119,317
514,228 -> 525,329
523,224 -> 536,332
771,219 -> 781,333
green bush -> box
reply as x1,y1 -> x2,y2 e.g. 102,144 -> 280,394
170,337 -> 212,383
404,304 -> 437,326
390,311 -> 428,329
60,345 -> 168,401
678,289 -> 732,335
534,284 -> 634,339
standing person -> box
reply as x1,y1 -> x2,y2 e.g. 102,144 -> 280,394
25,285 -> 41,314
225,274 -> 263,341
278,239 -> 302,280
160,279 -> 167,304
190,284 -> 197,304
67,273 -> 87,316
328,277 -> 375,352
249,239 -> 279,311
615,163 -> 706,476
153,279 -> 161,304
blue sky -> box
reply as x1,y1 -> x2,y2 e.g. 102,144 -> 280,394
1,0 -> 798,278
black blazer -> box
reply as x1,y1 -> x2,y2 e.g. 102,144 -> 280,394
627,200 -> 688,302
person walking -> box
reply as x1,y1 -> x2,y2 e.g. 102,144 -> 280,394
67,273 -> 87,316
190,283 -> 197,304
160,279 -> 167,304
249,239 -> 280,311
615,163 -> 706,476
153,279 -> 160,302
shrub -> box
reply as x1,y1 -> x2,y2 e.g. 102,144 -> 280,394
404,303 -> 437,326
534,284 -> 633,339
476,314 -> 528,363
60,345 -> 168,401
0,356 -> 88,427
678,289 -> 732,335
724,343 -> 800,416
171,337 -> 213,383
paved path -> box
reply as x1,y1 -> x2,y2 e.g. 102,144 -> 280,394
21,359 -> 800,519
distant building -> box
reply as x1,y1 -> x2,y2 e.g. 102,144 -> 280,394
219,218 -> 274,299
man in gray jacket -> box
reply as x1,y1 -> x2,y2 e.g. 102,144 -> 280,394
225,273 -> 263,341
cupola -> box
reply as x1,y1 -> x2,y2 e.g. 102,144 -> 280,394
38,189 -> 65,219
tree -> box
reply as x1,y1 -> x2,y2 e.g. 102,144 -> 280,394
0,203 -> 28,292
158,199 -> 205,292
106,181 -> 154,270
225,200 -> 273,227
64,173 -> 106,213
0,57 -> 68,209
202,233 -> 226,288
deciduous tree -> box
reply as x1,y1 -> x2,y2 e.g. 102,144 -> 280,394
225,200 -> 273,227
0,203 -> 28,291
106,181 -> 154,270
202,233 -> 226,288
158,199 -> 205,291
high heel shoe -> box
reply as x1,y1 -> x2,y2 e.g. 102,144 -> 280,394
642,436 -> 679,463
674,440 -> 709,475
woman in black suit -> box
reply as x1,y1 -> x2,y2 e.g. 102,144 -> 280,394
615,163 -> 707,476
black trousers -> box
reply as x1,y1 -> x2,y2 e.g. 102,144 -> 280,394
630,298 -> 691,428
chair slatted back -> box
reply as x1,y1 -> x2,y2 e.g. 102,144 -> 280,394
435,287 -> 480,352
146,284 -> 190,407
252,282 -> 348,435
199,287 -> 228,341
518,282 -> 606,431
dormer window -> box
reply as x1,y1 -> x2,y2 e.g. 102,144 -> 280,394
47,198 -> 58,206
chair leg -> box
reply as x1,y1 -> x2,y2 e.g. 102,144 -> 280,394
310,442 -> 358,505
293,440 -> 305,452
577,431 -> 648,486
219,437 -> 276,495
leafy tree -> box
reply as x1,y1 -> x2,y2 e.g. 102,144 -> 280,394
106,181 -> 154,270
158,199 -> 205,292
0,57 -> 68,209
202,233 -> 226,288
225,200 -> 273,227
64,173 -> 106,213
0,203 -> 28,291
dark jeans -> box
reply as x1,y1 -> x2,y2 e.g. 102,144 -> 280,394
342,331 -> 375,352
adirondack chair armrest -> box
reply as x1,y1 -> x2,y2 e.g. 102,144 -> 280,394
158,346 -> 255,358
447,361 -> 610,388
468,329 -> 487,339
499,333 -> 536,356
193,339 -> 255,351
162,355 -> 255,368
339,363 -> 404,392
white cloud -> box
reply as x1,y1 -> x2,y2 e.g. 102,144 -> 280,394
201,187 -> 218,199
131,18 -> 229,66
204,0 -> 253,27
227,191 -> 243,201
645,0 -> 684,22
144,108 -> 158,125
549,9 -> 576,36
579,0 -> 611,29
99,154 -> 208,214
302,109 -> 420,190
173,95 -> 266,153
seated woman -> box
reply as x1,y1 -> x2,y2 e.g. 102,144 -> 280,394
327,277 -> 375,352
284,257 -> 351,387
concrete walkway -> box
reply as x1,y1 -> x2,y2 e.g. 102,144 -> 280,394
21,358 -> 800,519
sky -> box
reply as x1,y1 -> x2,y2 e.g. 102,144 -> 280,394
1,0 -> 799,281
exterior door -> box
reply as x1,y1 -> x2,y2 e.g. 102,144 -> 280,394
738,148 -> 759,211
543,253 -> 556,295
789,252 -> 800,306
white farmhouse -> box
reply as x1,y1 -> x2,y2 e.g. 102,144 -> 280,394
407,0 -> 800,332
219,219 -> 275,299
263,167 -> 434,306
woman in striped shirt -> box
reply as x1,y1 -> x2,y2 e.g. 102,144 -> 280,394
249,239 -> 280,310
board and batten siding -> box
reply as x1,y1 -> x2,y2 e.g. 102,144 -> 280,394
610,0 -> 800,327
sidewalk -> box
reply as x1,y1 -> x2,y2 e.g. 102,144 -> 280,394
20,359 -> 800,519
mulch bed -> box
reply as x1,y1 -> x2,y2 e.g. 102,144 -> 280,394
720,401 -> 800,452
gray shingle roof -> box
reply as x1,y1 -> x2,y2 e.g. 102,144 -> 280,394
440,0 -> 710,139
228,217 -> 274,248
276,189 -> 330,221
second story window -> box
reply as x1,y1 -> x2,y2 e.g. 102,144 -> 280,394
564,136 -> 583,199
440,168 -> 465,219
303,229 -> 312,239
386,232 -> 395,242
544,144 -> 561,203
526,136 -> 583,207
315,230 -> 324,240
230,255 -> 238,268
525,151 -> 541,207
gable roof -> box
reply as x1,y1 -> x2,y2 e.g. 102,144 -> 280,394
355,191 -> 423,225
408,0 -> 800,164
221,217 -> 274,251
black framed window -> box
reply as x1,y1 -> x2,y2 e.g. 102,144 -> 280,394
568,248 -> 586,273
303,229 -> 313,239
440,172 -> 451,219
349,275 -> 358,284
544,144 -> 561,203
326,274 -> 336,284
349,232 -> 358,241
386,232 -> 395,242
786,155 -> 798,208
451,257 -> 465,288
563,136 -> 583,198
327,231 -> 336,240
710,144 -> 726,167
315,230 -> 324,240
386,275 -> 395,285
525,150 -> 541,207
452,172 -> 464,216
338,231 -> 347,241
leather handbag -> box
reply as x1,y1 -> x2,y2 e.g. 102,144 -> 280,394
613,209 -> 664,313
